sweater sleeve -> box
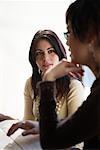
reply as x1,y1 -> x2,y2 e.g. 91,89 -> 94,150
67,79 -> 85,116
39,81 -> 100,149
23,77 -> 35,121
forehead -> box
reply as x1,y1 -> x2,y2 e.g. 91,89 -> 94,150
35,39 -> 52,48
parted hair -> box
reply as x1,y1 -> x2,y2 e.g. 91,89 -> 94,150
29,30 -> 70,99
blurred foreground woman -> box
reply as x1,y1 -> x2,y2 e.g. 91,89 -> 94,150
39,0 -> 100,149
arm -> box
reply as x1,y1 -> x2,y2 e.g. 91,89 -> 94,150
23,78 -> 35,121
38,60 -> 99,149
7,120 -> 39,136
66,79 -> 85,149
39,81 -> 99,149
67,79 -> 84,116
0,113 -> 14,122
6,78 -> 38,137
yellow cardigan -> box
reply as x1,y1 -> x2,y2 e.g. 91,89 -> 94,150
23,77 -> 84,121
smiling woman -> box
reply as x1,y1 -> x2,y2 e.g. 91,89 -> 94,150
35,39 -> 59,74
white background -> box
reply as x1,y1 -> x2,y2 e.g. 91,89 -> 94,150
0,0 -> 95,119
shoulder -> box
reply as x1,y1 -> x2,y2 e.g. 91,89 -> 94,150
24,76 -> 33,93
25,76 -> 32,86
67,79 -> 85,105
68,79 -> 84,97
69,79 -> 84,89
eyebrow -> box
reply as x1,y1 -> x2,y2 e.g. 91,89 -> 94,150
35,47 -> 54,51
47,47 -> 54,50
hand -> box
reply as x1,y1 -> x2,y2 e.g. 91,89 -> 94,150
0,113 -> 13,122
68,64 -> 84,80
43,58 -> 83,81
7,120 -> 39,136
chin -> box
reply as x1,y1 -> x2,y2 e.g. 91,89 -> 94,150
43,68 -> 49,73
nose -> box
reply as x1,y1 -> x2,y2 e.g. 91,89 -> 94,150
43,52 -> 50,62
66,36 -> 70,46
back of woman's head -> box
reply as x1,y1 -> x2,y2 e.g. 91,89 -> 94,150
66,0 -> 100,45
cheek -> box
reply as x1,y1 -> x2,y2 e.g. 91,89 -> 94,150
52,55 -> 59,64
36,60 -> 42,69
70,48 -> 82,63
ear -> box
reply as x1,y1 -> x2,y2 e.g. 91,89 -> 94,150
88,33 -> 97,47
88,39 -> 95,54
88,34 -> 96,45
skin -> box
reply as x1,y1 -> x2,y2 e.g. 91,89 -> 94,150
92,45 -> 100,77
0,114 -> 14,122
7,120 -> 39,136
43,58 -> 82,81
66,23 -> 96,68
66,22 -> 98,77
35,39 -> 59,74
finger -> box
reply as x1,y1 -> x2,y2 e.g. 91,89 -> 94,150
22,128 -> 38,136
67,67 -> 82,74
7,123 -> 21,136
68,72 -> 78,78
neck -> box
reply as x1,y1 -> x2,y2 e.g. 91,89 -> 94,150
88,63 -> 100,78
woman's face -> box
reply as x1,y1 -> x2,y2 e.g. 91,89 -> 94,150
35,39 -> 59,74
66,22 -> 92,66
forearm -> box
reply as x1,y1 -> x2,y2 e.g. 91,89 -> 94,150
39,81 -> 80,149
39,81 -> 58,148
0,114 -> 14,122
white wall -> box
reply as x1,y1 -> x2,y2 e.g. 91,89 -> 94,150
0,0 -> 71,119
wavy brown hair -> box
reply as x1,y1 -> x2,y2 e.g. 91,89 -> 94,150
29,30 -> 70,99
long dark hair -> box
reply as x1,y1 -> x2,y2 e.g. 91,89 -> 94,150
29,30 -> 70,99
66,0 -> 100,45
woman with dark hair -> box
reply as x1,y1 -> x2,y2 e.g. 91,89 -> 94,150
23,29 -> 84,122
36,0 -> 100,149
7,29 -> 84,149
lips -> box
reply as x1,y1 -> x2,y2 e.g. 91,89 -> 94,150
43,64 -> 53,70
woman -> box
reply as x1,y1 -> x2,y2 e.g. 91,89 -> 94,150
24,29 -> 84,122
7,30 -> 84,149
38,0 -> 100,149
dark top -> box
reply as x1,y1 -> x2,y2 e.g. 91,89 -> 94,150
38,78 -> 100,149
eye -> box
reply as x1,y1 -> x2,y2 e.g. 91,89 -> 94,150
64,31 -> 70,39
35,51 -> 44,57
48,48 -> 55,54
